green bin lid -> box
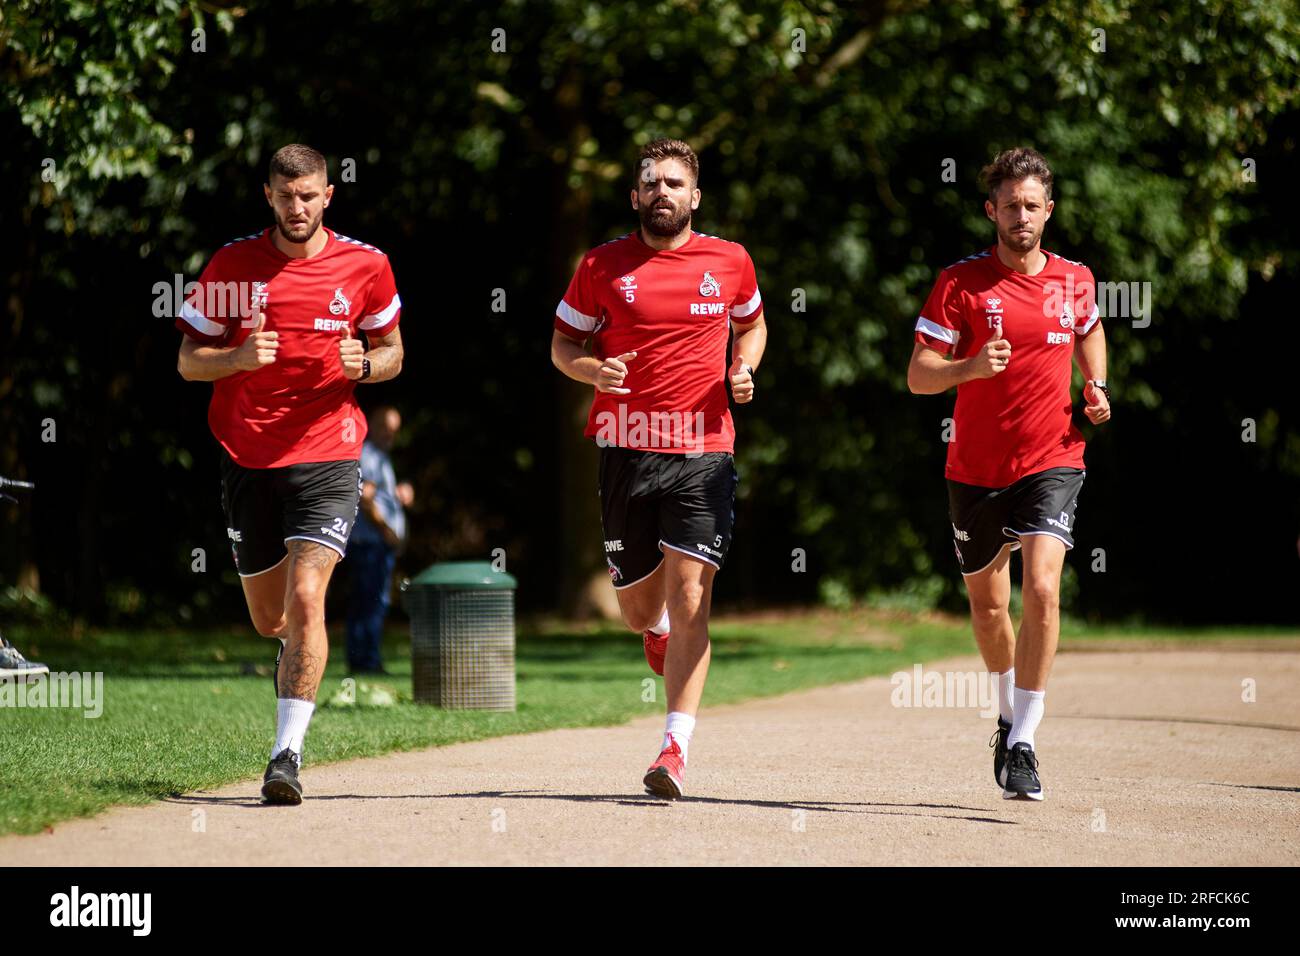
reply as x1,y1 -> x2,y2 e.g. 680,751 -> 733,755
407,560 -> 517,590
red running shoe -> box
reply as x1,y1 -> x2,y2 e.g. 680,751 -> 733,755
642,629 -> 669,676
643,737 -> 686,799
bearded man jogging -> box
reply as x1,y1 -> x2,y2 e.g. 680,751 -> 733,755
176,144 -> 403,805
551,138 -> 767,799
907,147 -> 1110,801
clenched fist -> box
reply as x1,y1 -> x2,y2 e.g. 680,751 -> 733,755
972,320 -> 1011,379
339,324 -> 366,380
233,303 -> 278,371
729,353 -> 755,404
597,351 -> 636,395
1083,381 -> 1111,424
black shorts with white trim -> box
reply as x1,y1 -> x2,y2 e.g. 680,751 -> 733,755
219,451 -> 362,576
946,466 -> 1085,575
597,445 -> 738,589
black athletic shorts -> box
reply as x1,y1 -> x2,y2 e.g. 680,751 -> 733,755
946,466 -> 1085,575
597,446 -> 739,589
219,451 -> 362,577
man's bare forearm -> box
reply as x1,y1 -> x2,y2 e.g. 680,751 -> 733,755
357,328 -> 403,383
360,343 -> 402,383
551,334 -> 602,386
1074,324 -> 1107,382
907,350 -> 979,394
178,342 -> 241,382
732,316 -> 767,371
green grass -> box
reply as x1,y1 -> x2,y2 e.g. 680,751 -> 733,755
0,611 -> 1292,836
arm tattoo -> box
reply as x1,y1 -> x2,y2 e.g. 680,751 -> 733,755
362,328 -> 403,382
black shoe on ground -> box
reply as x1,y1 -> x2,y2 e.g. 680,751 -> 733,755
262,749 -> 302,805
1002,742 -> 1044,801
989,717 -> 1012,788
0,635 -> 50,678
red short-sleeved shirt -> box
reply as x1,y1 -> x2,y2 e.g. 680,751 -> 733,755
914,246 -> 1100,488
176,228 -> 401,468
554,231 -> 762,455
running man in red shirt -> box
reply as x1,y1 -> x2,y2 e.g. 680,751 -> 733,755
907,147 -> 1110,801
176,144 -> 403,804
551,139 -> 768,798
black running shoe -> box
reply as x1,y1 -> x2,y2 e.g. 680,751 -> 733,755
262,749 -> 303,805
1002,742 -> 1043,801
989,717 -> 1012,788
0,635 -> 49,678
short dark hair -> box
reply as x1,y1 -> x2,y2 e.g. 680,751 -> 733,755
635,138 -> 699,187
268,144 -> 327,183
980,147 -> 1053,203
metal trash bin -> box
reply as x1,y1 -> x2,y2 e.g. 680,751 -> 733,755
402,561 -> 517,710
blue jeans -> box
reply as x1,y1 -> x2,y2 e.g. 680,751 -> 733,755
345,541 -> 397,671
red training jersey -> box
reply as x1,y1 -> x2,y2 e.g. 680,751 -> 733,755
554,231 -> 763,455
175,227 -> 401,469
914,245 -> 1100,488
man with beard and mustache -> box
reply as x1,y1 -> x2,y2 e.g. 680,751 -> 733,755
176,144 -> 404,805
551,138 -> 767,799
907,147 -> 1110,801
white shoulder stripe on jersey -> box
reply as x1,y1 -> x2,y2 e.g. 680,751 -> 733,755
556,299 -> 598,332
178,301 -> 225,337
915,316 -> 957,345
731,289 -> 762,319
1075,303 -> 1100,335
359,293 -> 401,331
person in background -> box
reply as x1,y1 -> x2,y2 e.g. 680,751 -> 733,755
346,405 -> 413,674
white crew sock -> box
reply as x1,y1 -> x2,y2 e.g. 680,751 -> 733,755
1008,687 -> 1045,750
647,607 -> 670,635
996,668 -> 1016,724
272,698 -> 316,763
662,711 -> 696,763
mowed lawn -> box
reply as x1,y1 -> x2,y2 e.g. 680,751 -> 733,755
1,611 -> 1292,836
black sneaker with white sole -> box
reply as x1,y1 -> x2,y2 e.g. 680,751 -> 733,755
1002,742 -> 1043,801
989,717 -> 1012,788
0,635 -> 49,678
262,748 -> 303,805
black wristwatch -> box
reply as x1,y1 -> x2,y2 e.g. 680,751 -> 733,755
1088,379 -> 1109,401
360,357 -> 372,381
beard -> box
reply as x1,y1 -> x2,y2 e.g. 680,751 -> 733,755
275,207 -> 323,245
639,199 -> 691,238
999,220 -> 1042,253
